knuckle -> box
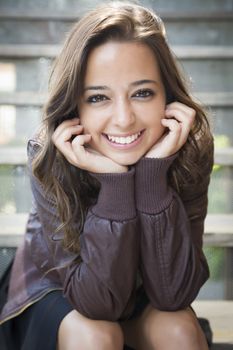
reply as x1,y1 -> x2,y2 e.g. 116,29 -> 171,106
188,107 -> 196,119
174,121 -> 182,131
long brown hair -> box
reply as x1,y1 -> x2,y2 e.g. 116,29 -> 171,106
33,1 -> 213,253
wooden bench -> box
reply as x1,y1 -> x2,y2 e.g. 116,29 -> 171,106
0,213 -> 232,248
192,300 -> 233,345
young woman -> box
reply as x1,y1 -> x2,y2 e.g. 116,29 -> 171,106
0,2 -> 214,349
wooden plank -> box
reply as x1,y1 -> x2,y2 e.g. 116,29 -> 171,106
0,44 -> 61,58
214,148 -> 233,166
0,44 -> 233,59
173,46 -> 233,59
0,213 -> 27,247
0,8 -> 232,21
1,91 -> 233,108
0,213 -> 232,247
0,91 -> 46,106
0,147 -> 27,164
192,301 -> 233,344
203,233 -> 233,247
193,92 -> 233,107
205,214 -> 233,235
0,213 -> 28,235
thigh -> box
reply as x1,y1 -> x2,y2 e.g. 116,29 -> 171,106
58,309 -> 125,350
120,303 -> 199,350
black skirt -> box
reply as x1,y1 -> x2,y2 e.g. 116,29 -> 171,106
1,290 -> 73,350
0,287 -> 149,350
0,290 -> 213,350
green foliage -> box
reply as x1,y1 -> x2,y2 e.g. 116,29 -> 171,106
204,247 -> 225,281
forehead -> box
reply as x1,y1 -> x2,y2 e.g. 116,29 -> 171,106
84,41 -> 162,85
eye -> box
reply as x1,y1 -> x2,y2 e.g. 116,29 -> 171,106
86,94 -> 109,103
133,89 -> 155,98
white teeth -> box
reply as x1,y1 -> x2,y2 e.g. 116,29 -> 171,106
107,132 -> 141,144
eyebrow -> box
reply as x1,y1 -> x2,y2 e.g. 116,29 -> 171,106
131,79 -> 158,87
83,79 -> 158,92
83,85 -> 109,92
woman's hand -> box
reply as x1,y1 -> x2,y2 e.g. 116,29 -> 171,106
145,102 -> 196,159
52,118 -> 128,173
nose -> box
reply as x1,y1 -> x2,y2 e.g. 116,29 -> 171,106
112,98 -> 135,129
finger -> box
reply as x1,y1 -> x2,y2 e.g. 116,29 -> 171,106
161,118 -> 182,149
53,125 -> 84,147
166,102 -> 195,116
72,134 -> 92,147
162,118 -> 182,133
161,118 -> 188,149
165,103 -> 195,125
165,108 -> 194,125
71,134 -> 93,167
56,141 -> 79,166
52,118 -> 80,140
164,108 -> 194,142
53,134 -> 91,167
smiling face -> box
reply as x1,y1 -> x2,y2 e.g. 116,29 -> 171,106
79,41 -> 166,166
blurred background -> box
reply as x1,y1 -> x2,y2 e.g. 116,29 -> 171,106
0,0 -> 232,345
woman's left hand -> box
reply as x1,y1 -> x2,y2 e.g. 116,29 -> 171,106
145,102 -> 196,159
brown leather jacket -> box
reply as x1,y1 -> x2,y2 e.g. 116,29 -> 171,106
0,138 -> 213,324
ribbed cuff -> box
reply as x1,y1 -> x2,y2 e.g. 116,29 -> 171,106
135,154 -> 177,214
90,168 -> 136,220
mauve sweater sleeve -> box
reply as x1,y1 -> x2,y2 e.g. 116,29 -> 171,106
135,154 -> 212,311
27,140 -> 139,321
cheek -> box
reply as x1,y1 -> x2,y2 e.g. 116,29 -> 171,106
145,105 -> 165,128
79,111 -> 93,134
150,124 -> 165,144
146,107 -> 166,141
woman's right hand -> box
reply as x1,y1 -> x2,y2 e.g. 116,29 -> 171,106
52,118 -> 128,173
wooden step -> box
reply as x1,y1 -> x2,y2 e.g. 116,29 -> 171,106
204,214 -> 233,247
192,301 -> 233,344
0,44 -> 232,59
193,92 -> 233,107
1,91 -> 233,107
0,213 -> 232,247
1,146 -> 233,166
1,55 -> 232,93
0,8 -> 232,21
1,17 -> 232,47
0,147 -> 27,165
214,148 -> 233,166
0,91 -> 46,106
0,44 -> 60,58
174,46 -> 233,59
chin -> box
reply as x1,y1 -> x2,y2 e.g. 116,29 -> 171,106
110,153 -> 143,166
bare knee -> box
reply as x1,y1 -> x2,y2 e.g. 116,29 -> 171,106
92,321 -> 124,350
153,308 -> 208,349
57,310 -> 124,350
138,305 -> 208,350
168,311 -> 201,344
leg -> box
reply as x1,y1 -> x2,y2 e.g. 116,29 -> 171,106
57,309 -> 124,350
120,303 -> 209,350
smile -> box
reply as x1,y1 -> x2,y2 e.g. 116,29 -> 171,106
105,131 -> 143,144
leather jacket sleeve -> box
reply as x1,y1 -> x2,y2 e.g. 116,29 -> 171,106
27,140 -> 140,321
134,152 -> 213,311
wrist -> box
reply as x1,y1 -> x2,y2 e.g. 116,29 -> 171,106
135,154 -> 177,214
90,167 -> 136,220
